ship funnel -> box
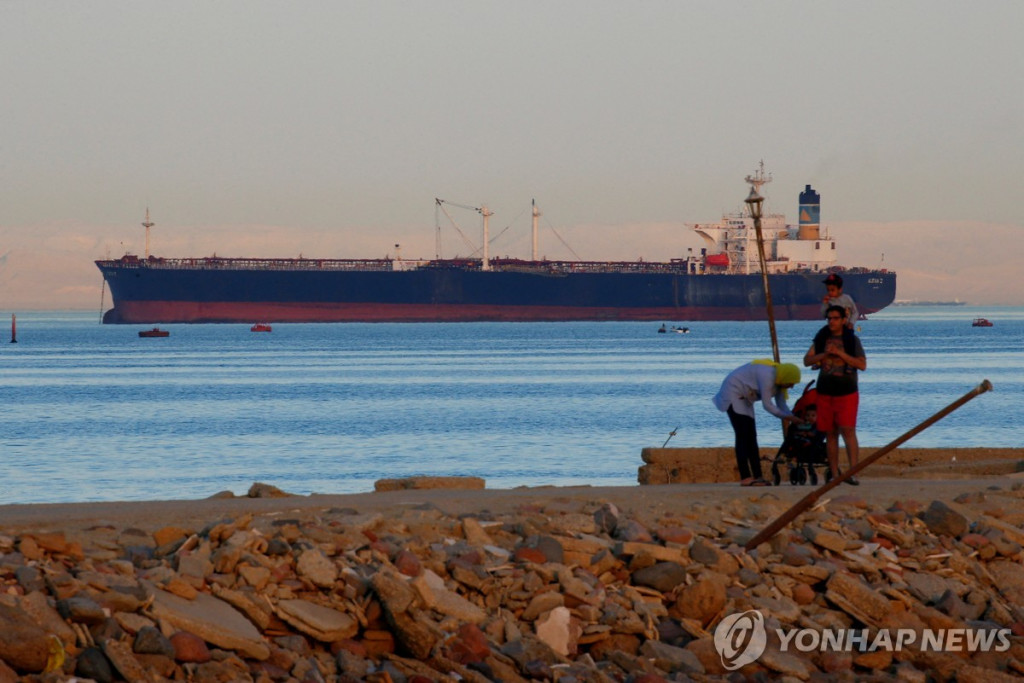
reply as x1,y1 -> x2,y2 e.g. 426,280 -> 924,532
798,185 -> 820,240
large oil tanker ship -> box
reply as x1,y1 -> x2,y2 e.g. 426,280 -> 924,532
96,170 -> 896,324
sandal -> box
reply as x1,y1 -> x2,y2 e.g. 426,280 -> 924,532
741,477 -> 771,487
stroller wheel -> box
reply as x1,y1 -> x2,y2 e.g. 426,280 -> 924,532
796,467 -> 807,485
808,466 -> 818,486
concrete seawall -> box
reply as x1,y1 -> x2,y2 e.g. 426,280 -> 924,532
638,447 -> 1024,484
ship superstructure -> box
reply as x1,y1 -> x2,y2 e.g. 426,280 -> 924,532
686,163 -> 836,276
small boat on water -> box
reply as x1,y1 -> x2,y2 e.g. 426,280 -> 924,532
251,323 -> 273,332
138,327 -> 169,337
972,318 -> 994,327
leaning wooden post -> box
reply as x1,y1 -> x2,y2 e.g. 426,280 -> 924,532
744,379 -> 993,551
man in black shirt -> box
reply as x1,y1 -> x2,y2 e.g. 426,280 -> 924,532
803,305 -> 867,484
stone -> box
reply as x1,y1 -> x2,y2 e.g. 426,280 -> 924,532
276,599 -> 359,642
296,547 -> 339,588
593,502 -> 621,534
75,646 -> 114,683
152,526 -> 192,547
825,572 -> 891,627
247,481 -> 292,497
535,606 -> 580,657
102,638 -> 152,682
616,541 -> 688,564
631,561 -> 688,592
14,591 -> 77,648
56,595 -> 107,625
549,513 -> 598,535
522,591 -> 565,621
671,575 -> 726,627
411,570 -> 488,623
374,476 -> 485,491
133,625 -> 177,657
921,500 -> 969,538
614,519 -> 653,542
689,538 -> 738,573
14,567 -> 44,593
147,587 -> 270,660
237,563 -> 271,590
0,660 -> 16,683
803,524 -> 850,552
655,526 -> 693,545
760,645 -> 814,680
986,561 -> 1024,605
535,536 -> 565,563
0,602 -> 50,673
461,517 -> 495,546
904,571 -> 961,605
514,546 -> 547,564
792,583 -> 816,605
638,640 -> 705,674
169,631 -> 211,663
371,569 -> 420,615
448,623 -> 491,665
394,548 -> 423,576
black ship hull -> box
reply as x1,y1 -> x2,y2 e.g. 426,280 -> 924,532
96,259 -> 896,323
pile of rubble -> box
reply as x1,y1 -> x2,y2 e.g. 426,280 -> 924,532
3,484 -> 1024,681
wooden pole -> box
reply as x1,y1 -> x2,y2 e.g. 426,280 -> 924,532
752,214 -> 780,363
744,379 -> 993,551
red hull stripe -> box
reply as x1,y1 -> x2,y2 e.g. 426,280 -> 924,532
112,301 -> 877,323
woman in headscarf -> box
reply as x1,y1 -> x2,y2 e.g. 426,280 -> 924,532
713,360 -> 802,486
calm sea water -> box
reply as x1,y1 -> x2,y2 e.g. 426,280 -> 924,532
1,307 -> 1021,504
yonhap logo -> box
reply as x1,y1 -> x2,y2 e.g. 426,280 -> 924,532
714,610 -> 767,670
713,609 -> 1011,671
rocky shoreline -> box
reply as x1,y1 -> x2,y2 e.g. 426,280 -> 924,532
3,475 -> 1024,681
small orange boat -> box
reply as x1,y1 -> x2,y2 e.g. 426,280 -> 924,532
138,327 -> 169,338
250,323 -> 272,332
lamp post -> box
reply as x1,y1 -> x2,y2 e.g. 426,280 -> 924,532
745,186 -> 780,362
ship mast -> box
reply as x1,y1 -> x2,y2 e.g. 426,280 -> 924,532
141,208 -> 154,259
744,160 -> 772,199
481,205 -> 492,271
531,199 -> 541,261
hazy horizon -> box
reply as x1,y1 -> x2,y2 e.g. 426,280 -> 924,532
3,2 -> 1022,309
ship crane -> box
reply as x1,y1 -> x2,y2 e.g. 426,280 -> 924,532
435,199 -> 493,270
141,208 -> 154,259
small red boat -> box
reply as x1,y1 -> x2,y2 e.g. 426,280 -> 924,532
972,318 -> 993,327
250,323 -> 272,332
138,327 -> 170,338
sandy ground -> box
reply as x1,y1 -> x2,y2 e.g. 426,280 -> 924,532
2,447 -> 1022,536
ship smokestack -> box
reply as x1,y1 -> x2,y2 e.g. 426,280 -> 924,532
798,184 -> 820,240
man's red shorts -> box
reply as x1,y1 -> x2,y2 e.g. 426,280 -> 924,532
816,392 -> 859,431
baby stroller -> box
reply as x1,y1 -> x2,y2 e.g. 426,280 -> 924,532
770,381 -> 829,486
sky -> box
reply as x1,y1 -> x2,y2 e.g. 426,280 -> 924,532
1,1 -> 1022,309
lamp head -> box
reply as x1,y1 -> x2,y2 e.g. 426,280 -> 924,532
745,186 -> 764,219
